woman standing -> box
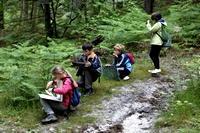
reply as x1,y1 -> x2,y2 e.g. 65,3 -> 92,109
146,12 -> 167,74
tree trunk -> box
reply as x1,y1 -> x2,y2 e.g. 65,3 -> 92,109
83,0 -> 88,22
192,0 -> 200,3
0,0 -> 4,30
116,0 -> 123,9
144,0 -> 154,14
23,0 -> 29,20
51,0 -> 58,37
112,0 -> 115,10
30,0 -> 37,30
44,3 -> 53,37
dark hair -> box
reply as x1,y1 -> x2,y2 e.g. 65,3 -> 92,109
82,43 -> 93,51
151,12 -> 162,22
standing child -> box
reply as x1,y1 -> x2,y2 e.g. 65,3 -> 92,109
40,66 -> 77,124
75,43 -> 102,95
146,12 -> 167,74
113,44 -> 133,80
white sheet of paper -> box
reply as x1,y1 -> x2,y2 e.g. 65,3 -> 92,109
39,80 -> 63,102
38,93 -> 63,102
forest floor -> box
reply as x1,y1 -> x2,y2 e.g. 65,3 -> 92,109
0,48 -> 198,133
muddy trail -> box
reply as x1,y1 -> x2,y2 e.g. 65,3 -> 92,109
0,56 -> 188,133
76,57 -> 187,133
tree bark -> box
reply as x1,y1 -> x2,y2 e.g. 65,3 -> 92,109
144,0 -> 154,14
30,0 -> 37,30
44,3 -> 53,37
23,0 -> 29,20
192,0 -> 200,3
116,0 -> 123,9
112,0 -> 115,10
0,0 -> 4,30
83,0 -> 88,22
51,0 -> 58,37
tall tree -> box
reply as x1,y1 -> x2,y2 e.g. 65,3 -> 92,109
23,0 -> 29,20
30,0 -> 38,30
0,0 -> 4,30
144,0 -> 154,14
41,0 -> 53,37
44,3 -> 53,37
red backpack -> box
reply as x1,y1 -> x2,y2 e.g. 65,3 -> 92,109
126,52 -> 135,65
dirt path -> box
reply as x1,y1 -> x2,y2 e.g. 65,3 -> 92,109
0,56 -> 188,133
77,56 -> 188,133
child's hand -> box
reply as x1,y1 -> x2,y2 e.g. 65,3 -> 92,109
85,61 -> 91,67
46,81 -> 53,89
105,64 -> 112,67
73,81 -> 79,88
113,53 -> 118,58
47,88 -> 53,92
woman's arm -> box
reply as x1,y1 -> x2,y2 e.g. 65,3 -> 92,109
53,79 -> 72,94
115,54 -> 125,67
146,22 -> 161,33
65,70 -> 78,88
46,81 -> 53,89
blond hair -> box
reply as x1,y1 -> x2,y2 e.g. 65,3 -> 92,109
51,66 -> 66,75
114,44 -> 125,51
51,66 -> 74,79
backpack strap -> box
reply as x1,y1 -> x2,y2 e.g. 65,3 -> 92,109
156,32 -> 164,41
155,23 -> 163,40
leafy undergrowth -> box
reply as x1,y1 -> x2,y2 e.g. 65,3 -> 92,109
163,0 -> 200,46
0,38 -> 152,129
0,60 -> 152,129
94,3 -> 148,46
155,55 -> 200,132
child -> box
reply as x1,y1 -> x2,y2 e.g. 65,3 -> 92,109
76,43 -> 102,95
146,12 -> 167,74
40,66 -> 77,124
113,44 -> 133,80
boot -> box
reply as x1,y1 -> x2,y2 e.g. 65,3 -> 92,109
41,114 -> 58,124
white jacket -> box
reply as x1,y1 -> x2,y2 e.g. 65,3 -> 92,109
146,21 -> 167,46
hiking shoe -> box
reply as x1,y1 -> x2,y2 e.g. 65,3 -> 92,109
63,111 -> 69,119
83,88 -> 94,96
151,69 -> 161,73
41,114 -> 58,124
123,76 -> 130,81
148,69 -> 154,73
148,69 -> 161,73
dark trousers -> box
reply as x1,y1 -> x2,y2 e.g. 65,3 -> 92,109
149,45 -> 162,69
78,70 -> 99,90
118,69 -> 131,79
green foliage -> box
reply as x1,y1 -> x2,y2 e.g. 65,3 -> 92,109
0,40 -> 78,107
96,8 -> 148,45
165,0 -> 200,46
155,56 -> 200,132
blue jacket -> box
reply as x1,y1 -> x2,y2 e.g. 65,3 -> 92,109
113,53 -> 133,72
76,54 -> 102,76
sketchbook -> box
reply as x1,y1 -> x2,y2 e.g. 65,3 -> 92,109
38,89 -> 63,102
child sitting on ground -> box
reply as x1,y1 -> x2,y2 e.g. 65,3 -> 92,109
75,43 -> 102,95
113,44 -> 133,80
40,66 -> 77,124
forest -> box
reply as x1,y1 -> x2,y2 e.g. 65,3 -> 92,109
0,0 -> 200,132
